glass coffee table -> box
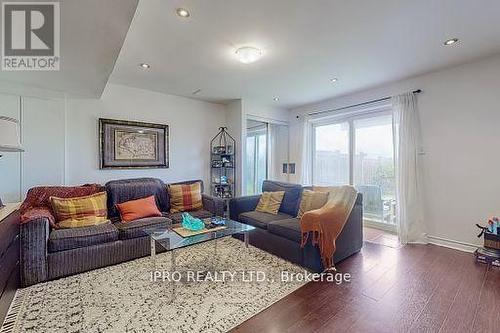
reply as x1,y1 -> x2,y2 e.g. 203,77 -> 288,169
144,218 -> 255,303
144,217 -> 255,269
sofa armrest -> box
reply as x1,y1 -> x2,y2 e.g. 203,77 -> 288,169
229,195 -> 261,221
202,194 -> 225,217
20,217 -> 50,286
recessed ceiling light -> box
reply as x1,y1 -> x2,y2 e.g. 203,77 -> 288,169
235,46 -> 263,64
329,78 -> 339,83
176,8 -> 190,18
139,63 -> 150,69
273,97 -> 279,101
444,38 -> 459,46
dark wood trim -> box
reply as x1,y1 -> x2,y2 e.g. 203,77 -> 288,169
0,210 -> 20,324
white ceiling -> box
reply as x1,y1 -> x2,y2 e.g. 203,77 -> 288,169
2,0 -> 500,107
0,0 -> 138,97
110,0 -> 500,108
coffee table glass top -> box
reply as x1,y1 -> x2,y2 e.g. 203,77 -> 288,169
144,218 -> 255,252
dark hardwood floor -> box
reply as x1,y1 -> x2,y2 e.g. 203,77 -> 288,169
232,229 -> 499,333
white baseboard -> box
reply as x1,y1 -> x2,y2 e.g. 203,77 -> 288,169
425,234 -> 479,253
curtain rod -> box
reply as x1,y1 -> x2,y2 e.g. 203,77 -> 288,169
307,89 -> 422,117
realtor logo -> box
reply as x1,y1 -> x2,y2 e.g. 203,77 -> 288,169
2,2 -> 60,70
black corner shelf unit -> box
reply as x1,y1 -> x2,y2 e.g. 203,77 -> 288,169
210,127 -> 236,200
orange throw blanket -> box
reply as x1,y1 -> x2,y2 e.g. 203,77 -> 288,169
300,186 -> 358,269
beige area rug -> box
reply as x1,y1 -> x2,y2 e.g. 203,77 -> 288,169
1,237 -> 307,333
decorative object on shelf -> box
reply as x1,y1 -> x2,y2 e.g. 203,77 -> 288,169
210,127 -> 236,200
181,212 -> 205,231
99,118 -> 169,169
212,160 -> 223,168
0,116 -> 24,209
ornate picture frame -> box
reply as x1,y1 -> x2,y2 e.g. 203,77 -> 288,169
99,118 -> 169,169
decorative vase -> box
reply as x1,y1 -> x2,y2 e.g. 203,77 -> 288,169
181,212 -> 205,231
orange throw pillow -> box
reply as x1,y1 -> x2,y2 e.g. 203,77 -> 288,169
116,196 -> 162,223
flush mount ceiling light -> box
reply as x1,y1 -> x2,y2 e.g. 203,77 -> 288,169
273,97 -> 280,101
176,8 -> 190,18
235,46 -> 263,64
139,63 -> 150,69
329,77 -> 339,83
443,38 -> 459,46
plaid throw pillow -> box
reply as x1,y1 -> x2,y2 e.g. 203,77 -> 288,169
168,182 -> 203,213
255,191 -> 285,215
50,192 -> 109,228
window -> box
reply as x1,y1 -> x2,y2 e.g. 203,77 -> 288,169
312,111 -> 396,228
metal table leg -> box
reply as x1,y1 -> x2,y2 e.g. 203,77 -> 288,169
170,249 -> 176,304
150,237 -> 156,258
150,237 -> 156,271
244,232 -> 249,248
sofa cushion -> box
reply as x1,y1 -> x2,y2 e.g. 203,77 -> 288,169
267,218 -> 302,243
114,217 -> 171,240
50,192 -> 109,229
297,190 -> 329,218
167,182 -> 203,213
48,223 -> 118,252
262,180 -> 303,216
116,195 -> 162,222
166,210 -> 214,224
105,178 -> 169,220
255,191 -> 285,215
239,211 -> 292,229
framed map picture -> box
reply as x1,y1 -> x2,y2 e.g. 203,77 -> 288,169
99,118 -> 169,169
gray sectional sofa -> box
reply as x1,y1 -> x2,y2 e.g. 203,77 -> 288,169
230,180 -> 363,272
20,178 -> 224,287
20,177 -> 362,287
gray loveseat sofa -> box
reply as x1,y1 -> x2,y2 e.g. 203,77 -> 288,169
230,180 -> 363,272
20,178 -> 224,287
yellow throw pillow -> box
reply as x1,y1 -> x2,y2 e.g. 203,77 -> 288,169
50,192 -> 109,228
297,190 -> 329,218
255,191 -> 285,215
168,182 -> 203,213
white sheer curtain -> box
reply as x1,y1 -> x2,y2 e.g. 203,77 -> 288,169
298,115 -> 312,185
392,92 -> 426,244
267,123 -> 290,183
267,123 -> 277,181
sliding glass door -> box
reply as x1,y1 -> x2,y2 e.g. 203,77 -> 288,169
353,114 -> 396,226
245,123 -> 268,195
312,112 -> 396,229
312,122 -> 349,186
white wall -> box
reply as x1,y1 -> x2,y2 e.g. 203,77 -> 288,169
0,94 -> 21,202
225,100 -> 244,196
244,100 -> 289,124
1,83 -> 226,201
66,84 -> 226,188
0,91 -> 65,203
289,54 -> 500,250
